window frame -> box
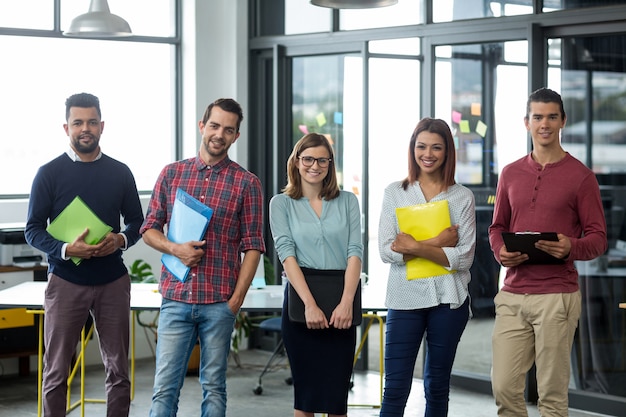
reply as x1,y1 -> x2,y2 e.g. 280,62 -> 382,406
0,0 -> 182,198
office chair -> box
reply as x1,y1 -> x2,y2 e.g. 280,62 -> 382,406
253,316 -> 292,395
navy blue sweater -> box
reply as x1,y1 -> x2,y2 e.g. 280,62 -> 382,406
25,153 -> 144,285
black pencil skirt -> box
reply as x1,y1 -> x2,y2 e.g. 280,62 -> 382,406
281,285 -> 357,415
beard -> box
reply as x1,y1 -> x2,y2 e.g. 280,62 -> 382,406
72,135 -> 99,154
203,137 -> 229,158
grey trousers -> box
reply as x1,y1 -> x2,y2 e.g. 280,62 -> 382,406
42,273 -> 131,417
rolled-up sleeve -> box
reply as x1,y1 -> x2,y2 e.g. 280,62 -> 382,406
269,194 -> 296,263
346,192 -> 363,260
239,176 -> 266,253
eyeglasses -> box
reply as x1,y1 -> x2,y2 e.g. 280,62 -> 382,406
298,156 -> 332,168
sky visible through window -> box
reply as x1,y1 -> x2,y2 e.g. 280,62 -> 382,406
0,1 -> 176,195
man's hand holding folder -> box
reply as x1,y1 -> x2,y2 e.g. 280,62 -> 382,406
169,239 -> 206,268
66,227 -> 123,260
501,232 -> 566,265
46,195 -> 113,265
161,188 -> 213,282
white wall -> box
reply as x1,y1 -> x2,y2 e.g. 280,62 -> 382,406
0,0 -> 248,376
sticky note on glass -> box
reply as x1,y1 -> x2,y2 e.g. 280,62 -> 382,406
460,120 -> 470,133
316,113 -> 327,127
471,103 -> 481,116
452,110 -> 462,124
476,120 -> 488,137
299,124 -> 309,135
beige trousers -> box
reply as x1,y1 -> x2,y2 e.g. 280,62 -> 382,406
491,291 -> 581,417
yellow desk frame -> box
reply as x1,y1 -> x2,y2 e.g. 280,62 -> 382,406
29,309 -> 138,417
350,312 -> 385,409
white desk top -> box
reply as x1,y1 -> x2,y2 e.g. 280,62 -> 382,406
0,281 -> 386,313
0,282 -> 285,312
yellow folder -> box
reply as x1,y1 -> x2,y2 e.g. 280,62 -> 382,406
46,196 -> 113,265
395,200 -> 455,279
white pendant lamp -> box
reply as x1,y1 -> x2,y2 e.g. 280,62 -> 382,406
310,0 -> 398,8
64,0 -> 132,37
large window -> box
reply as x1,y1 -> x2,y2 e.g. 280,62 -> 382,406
339,0 -> 422,30
549,33 -> 626,399
251,1 -> 626,413
434,40 -> 529,379
433,0 -> 533,22
291,54 -> 364,205
0,0 -> 178,195
366,52 -> 421,300
551,35 -> 626,175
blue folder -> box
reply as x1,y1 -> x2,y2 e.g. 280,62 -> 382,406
161,188 -> 213,282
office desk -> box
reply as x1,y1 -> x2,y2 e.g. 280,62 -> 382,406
0,282 -> 163,417
241,284 -> 388,408
0,282 -> 387,413
0,265 -> 47,376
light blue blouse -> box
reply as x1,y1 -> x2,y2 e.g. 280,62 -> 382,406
269,191 -> 363,269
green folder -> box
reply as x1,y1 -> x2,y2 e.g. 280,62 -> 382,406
46,196 -> 113,265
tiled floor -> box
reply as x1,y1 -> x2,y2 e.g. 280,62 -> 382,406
0,347 -> 614,417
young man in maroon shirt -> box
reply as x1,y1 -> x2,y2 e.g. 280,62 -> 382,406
488,88 -> 607,416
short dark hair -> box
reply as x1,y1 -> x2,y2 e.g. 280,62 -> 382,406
65,93 -> 101,121
403,117 -> 456,190
526,87 -> 566,121
201,98 -> 244,132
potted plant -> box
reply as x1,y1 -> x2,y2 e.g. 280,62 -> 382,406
128,259 -> 159,332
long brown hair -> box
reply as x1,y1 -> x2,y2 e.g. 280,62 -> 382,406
282,133 -> 340,200
402,117 -> 457,190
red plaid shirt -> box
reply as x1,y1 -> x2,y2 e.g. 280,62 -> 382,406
141,155 -> 265,304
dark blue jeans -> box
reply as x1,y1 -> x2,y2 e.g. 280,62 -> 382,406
380,297 -> 470,417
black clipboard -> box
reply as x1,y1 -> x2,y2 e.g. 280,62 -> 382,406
287,268 -> 362,326
501,232 -> 564,265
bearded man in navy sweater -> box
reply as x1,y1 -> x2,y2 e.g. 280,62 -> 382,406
25,92 -> 144,417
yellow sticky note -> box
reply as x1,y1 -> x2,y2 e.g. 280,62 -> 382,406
476,120 -> 488,137
460,120 -> 470,133
316,113 -> 327,127
471,103 -> 481,116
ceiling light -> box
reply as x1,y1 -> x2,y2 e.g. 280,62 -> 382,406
310,0 -> 398,8
64,0 -> 132,37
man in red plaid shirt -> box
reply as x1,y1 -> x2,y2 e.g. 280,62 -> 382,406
141,98 -> 266,417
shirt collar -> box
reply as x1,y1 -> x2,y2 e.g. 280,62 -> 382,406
66,147 -> 102,162
195,154 -> 230,172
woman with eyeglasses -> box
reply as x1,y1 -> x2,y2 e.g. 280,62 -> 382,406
378,118 -> 476,417
269,133 -> 363,417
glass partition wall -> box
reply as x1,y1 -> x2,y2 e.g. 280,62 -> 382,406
433,40 -> 529,380
550,33 -> 626,400
249,1 -> 626,414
